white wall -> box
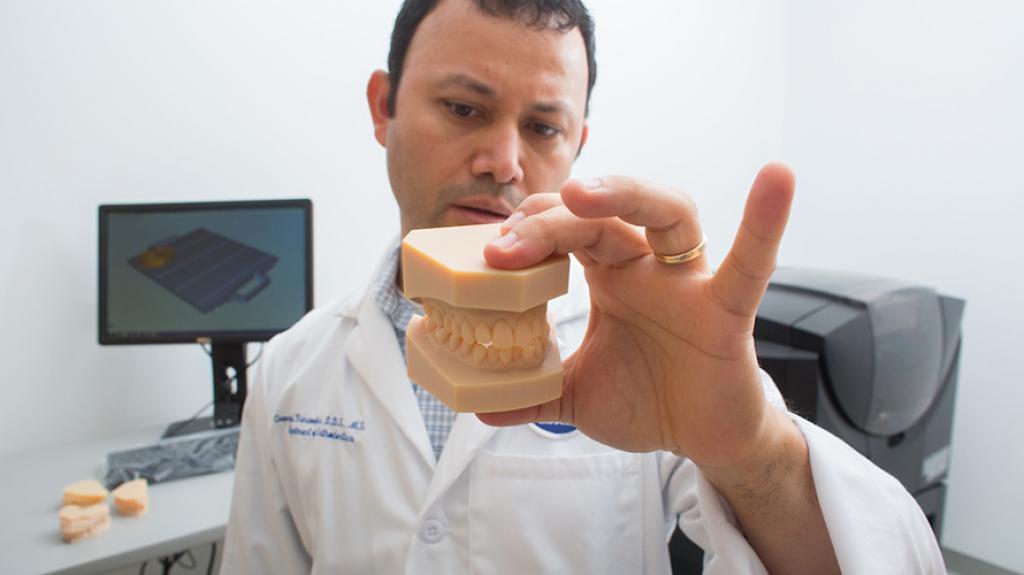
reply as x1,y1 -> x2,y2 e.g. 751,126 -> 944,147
1,0 -> 404,454
780,2 -> 1024,571
1,0 -> 1020,571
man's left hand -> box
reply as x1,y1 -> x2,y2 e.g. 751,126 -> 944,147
479,163 -> 795,473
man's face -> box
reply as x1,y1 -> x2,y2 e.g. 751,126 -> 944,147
369,0 -> 590,236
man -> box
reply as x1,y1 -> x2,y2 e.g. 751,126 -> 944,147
222,1 -> 945,573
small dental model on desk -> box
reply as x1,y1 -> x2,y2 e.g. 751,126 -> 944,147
58,478 -> 149,543
402,223 -> 569,413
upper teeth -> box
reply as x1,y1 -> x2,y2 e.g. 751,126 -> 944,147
421,298 -> 550,369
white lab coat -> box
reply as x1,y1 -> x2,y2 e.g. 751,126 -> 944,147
221,259 -> 945,574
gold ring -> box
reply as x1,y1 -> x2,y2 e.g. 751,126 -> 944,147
653,235 -> 707,265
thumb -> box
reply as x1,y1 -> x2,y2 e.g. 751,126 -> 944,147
476,395 -> 565,427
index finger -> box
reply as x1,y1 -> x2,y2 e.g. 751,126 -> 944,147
561,176 -> 704,258
485,204 -> 649,269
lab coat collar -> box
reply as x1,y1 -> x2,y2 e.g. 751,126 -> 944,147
338,239 -> 579,505
340,286 -> 501,500
419,412 -> 498,516
336,295 -> 360,319
335,238 -> 400,320
343,288 -> 437,470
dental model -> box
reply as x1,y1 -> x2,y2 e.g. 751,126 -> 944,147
403,223 -> 569,413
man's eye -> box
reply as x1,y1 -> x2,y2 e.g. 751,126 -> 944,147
530,122 -> 560,138
447,102 -> 476,118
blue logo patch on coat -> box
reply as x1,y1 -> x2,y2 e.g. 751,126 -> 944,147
534,422 -> 576,434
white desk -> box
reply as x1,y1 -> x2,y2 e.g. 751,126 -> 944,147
0,424 -> 234,575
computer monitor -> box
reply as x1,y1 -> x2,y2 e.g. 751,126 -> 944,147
98,199 -> 313,437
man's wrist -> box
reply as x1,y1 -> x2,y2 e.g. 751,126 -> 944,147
697,409 -> 808,513
691,404 -> 840,574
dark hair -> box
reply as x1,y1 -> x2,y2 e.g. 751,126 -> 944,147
386,0 -> 597,117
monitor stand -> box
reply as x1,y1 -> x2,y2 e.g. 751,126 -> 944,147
163,343 -> 249,439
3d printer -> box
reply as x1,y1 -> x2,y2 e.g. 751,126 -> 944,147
753,267 -> 963,536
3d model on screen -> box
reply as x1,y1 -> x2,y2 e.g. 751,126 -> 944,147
128,228 -> 277,314
402,223 -> 569,413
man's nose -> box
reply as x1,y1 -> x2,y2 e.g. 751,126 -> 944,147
470,124 -> 524,186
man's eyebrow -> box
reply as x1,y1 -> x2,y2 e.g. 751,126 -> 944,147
529,102 -> 568,115
438,73 -> 495,97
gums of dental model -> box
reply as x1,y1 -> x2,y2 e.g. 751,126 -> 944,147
402,223 -> 569,413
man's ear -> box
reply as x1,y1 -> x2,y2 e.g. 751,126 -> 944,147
367,70 -> 391,147
575,121 -> 590,159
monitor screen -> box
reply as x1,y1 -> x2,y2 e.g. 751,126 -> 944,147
99,199 -> 313,344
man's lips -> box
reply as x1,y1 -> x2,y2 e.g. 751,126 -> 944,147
452,196 -> 514,218
451,205 -> 509,224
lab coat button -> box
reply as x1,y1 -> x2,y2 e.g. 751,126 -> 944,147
419,518 -> 446,544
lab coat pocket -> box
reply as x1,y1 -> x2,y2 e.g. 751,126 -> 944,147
468,450 -> 642,575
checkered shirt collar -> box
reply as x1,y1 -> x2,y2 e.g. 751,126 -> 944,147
372,241 -> 422,335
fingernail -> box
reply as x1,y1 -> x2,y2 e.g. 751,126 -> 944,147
581,177 -> 602,190
502,211 -> 525,232
490,231 -> 519,249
